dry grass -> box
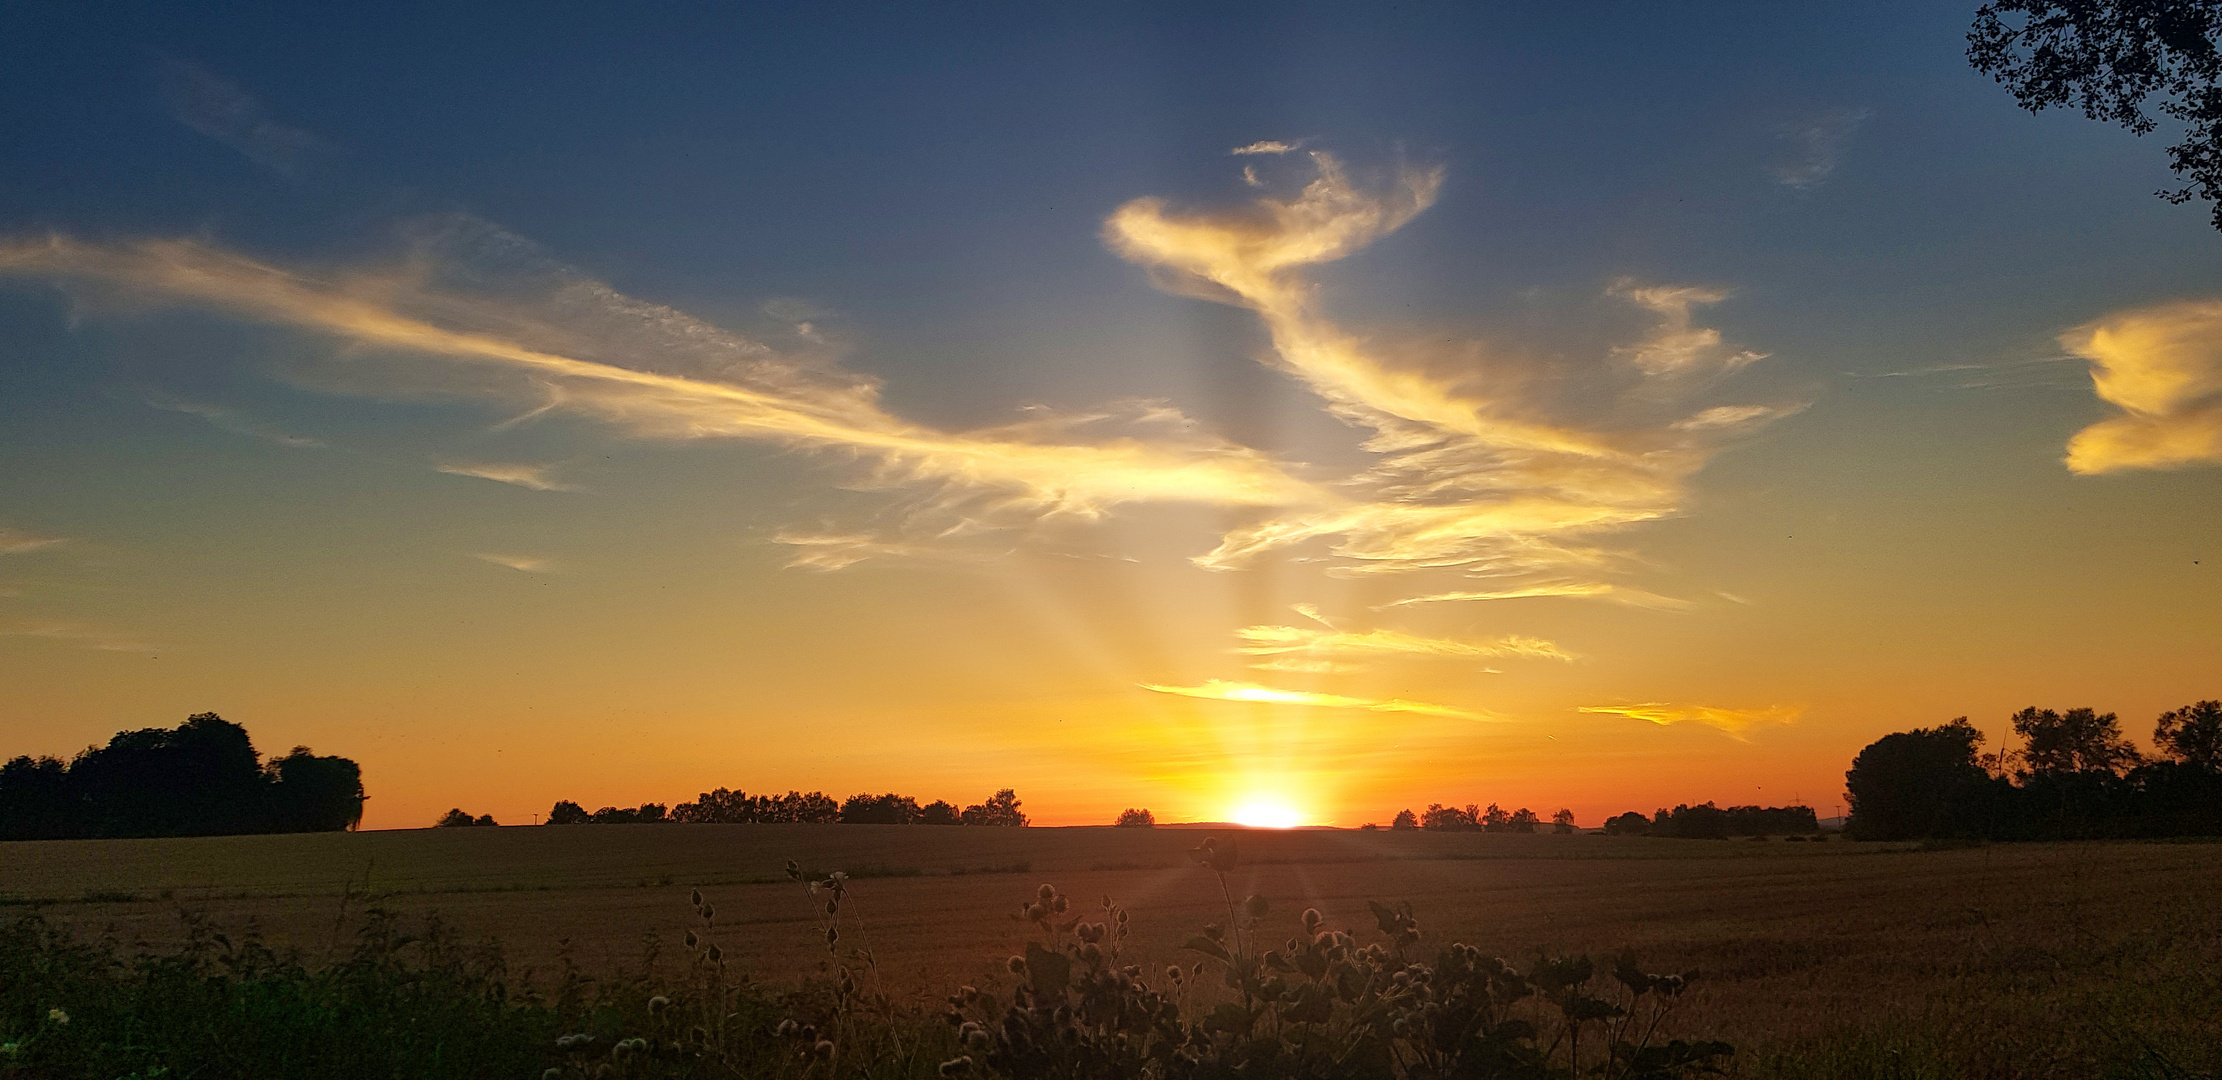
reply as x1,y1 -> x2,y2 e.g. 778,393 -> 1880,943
6,826 -> 2219,1076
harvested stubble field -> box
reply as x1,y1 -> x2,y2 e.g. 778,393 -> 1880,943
6,825 -> 2219,1074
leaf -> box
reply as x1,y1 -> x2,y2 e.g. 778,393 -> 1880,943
1368,900 -> 1401,936
1282,983 -> 1334,1025
1201,1001 -> 1254,1035
1181,935 -> 1230,961
1024,941 -> 1070,999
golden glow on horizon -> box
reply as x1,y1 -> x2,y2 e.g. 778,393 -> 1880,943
1231,799 -> 1304,828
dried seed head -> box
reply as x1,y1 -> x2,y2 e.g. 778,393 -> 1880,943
1051,894 -> 1068,913
684,930 -> 699,948
700,904 -> 715,920
1007,955 -> 1028,974
691,889 -> 704,906
1302,907 -> 1324,930
648,995 -> 670,1014
813,1040 -> 836,1059
966,1027 -> 991,1050
1166,965 -> 1183,982
1025,903 -> 1047,922
542,1069 -> 563,1080
707,944 -> 723,962
1037,883 -> 1057,901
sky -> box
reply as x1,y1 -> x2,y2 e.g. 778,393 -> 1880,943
2,1 -> 2218,830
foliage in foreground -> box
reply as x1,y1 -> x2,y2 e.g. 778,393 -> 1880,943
0,836 -> 1743,1080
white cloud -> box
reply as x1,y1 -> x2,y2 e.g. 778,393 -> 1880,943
436,462 -> 578,492
1770,107 -> 1871,189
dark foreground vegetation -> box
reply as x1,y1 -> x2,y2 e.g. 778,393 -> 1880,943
1846,701 -> 2222,840
0,835 -> 1748,1080
0,714 -> 362,841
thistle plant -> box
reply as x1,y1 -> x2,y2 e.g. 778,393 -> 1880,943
943,835 -> 1732,1080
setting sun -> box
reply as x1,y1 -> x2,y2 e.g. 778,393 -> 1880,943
1232,801 -> 1304,829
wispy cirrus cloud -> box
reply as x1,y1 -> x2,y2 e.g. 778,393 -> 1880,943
1231,140 -> 1300,156
1579,701 -> 1801,739
772,532 -> 1004,571
0,226 -> 1324,561
0,150 -> 1791,587
1608,281 -> 1770,377
159,59 -> 329,174
1,623 -> 158,652
472,552 -> 559,574
436,461 -> 578,492
2059,299 -> 2222,474
144,390 -> 324,447
1234,621 -> 1571,666
1770,107 -> 1871,190
1106,152 -> 1799,579
1141,679 -> 1486,719
0,527 -> 66,556
1381,582 -> 1691,609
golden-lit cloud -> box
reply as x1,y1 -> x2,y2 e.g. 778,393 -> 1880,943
1608,280 -> 1769,377
2061,299 -> 2222,474
436,461 -> 578,492
1578,701 -> 1802,739
1231,140 -> 1298,156
1140,679 -> 1486,719
0,527 -> 66,556
1106,152 -> 1797,581
1,151 -> 1791,586
771,532 -> 1002,571
0,230 -> 1327,552
1234,623 -> 1571,664
1382,582 -> 1691,609
471,552 -> 559,574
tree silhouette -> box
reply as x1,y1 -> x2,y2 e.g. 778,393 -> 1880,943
1552,808 -> 1577,834
2012,706 -> 2143,775
1114,807 -> 1155,827
840,792 -> 922,824
960,788 -> 1027,826
1390,808 -> 1418,830
919,799 -> 961,825
1603,811 -> 1651,835
0,714 -> 361,840
2155,700 -> 2222,768
1845,718 -> 1991,840
1970,0 -> 2222,228
546,800 -> 590,825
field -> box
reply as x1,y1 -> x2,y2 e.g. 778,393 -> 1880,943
6,825 -> 2220,1077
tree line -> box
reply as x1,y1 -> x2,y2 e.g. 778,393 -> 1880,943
436,787 -> 1031,828
1845,701 -> 2222,841
0,713 -> 364,840
1382,804 -> 1579,832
